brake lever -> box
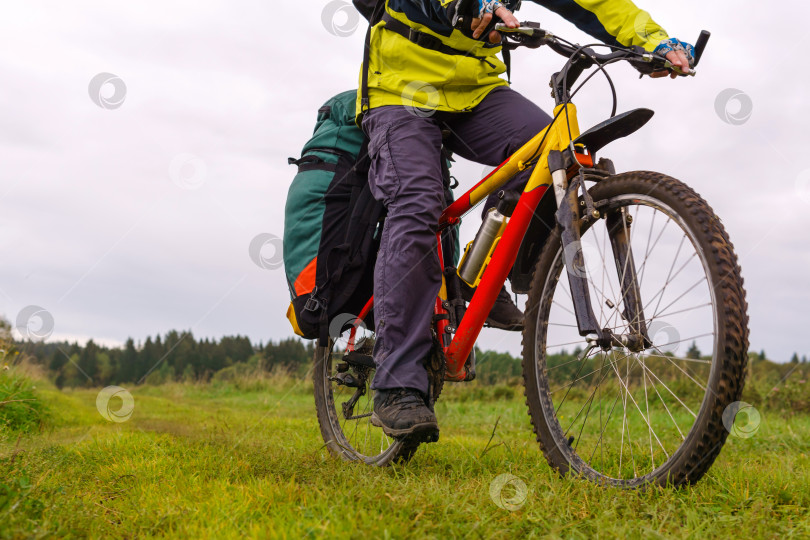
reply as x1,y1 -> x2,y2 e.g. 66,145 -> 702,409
494,22 -> 547,37
496,23 -> 550,50
635,52 -> 696,77
667,63 -> 696,77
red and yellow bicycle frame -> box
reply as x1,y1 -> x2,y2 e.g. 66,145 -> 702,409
352,103 -> 594,381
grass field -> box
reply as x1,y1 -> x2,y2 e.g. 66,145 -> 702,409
2,372 -> 809,539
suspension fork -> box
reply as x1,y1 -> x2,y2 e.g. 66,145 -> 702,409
550,149 -> 650,348
549,150 -> 601,338
606,209 -> 651,346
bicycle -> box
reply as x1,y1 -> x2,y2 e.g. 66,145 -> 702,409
313,24 -> 749,488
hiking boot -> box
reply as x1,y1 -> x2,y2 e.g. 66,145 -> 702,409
460,282 -> 524,331
371,388 -> 439,442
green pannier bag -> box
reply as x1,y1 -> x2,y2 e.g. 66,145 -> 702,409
283,90 -> 381,340
283,90 -> 459,342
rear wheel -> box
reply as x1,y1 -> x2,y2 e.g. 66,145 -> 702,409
313,324 -> 420,466
522,171 -> 749,487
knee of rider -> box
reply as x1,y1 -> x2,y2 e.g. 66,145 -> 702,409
509,118 -> 551,155
389,190 -> 444,225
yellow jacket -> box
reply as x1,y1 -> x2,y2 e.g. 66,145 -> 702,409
357,0 -> 669,115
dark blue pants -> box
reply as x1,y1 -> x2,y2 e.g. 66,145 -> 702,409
362,87 -> 552,394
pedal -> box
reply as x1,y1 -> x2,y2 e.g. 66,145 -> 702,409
463,347 -> 476,381
343,351 -> 375,369
333,372 -> 362,388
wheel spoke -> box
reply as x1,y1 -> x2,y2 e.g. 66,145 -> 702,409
620,208 -> 646,331
526,187 -> 736,485
594,224 -> 619,325
571,356 -> 607,448
551,348 -> 621,398
608,358 -> 670,459
646,254 -> 701,317
649,346 -> 711,394
641,355 -> 654,470
634,358 -> 698,419
647,301 -> 712,322
547,339 -> 592,350
553,346 -> 601,413
563,351 -> 615,437
587,380 -> 623,467
642,250 -> 698,320
636,208 -> 658,290
642,359 -> 686,440
552,299 -> 576,318
645,353 -> 711,365
636,214 -> 672,290
653,332 -> 714,351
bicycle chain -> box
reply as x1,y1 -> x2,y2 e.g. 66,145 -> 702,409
423,332 -> 446,412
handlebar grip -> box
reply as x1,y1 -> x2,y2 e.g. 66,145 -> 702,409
693,30 -> 710,66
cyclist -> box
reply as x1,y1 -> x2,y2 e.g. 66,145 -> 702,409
362,0 -> 695,441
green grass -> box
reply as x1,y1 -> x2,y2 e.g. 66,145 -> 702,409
0,369 -> 49,433
1,375 -> 809,539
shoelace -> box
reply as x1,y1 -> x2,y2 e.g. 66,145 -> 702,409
384,390 -> 426,411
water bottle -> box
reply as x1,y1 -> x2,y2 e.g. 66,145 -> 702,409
457,191 -> 518,286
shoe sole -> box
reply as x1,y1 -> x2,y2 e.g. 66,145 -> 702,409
484,320 -> 524,331
371,412 -> 440,443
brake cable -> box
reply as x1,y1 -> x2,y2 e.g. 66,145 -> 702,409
507,33 -> 654,168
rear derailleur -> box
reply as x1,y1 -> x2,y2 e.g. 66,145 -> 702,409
329,351 -> 375,420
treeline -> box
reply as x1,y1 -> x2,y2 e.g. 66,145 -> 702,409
475,342 -> 703,386
12,330 -> 582,389
12,331 -> 582,389
14,331 -> 314,389
7,320 -> 810,412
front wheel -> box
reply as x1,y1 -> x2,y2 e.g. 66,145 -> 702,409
522,171 -> 749,487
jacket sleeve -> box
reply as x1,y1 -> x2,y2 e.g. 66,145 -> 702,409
399,0 -> 491,24
532,0 -> 670,52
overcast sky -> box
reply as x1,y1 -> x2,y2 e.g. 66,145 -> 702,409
1,1 -> 808,363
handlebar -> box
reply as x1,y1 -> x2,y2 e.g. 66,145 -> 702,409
495,23 -> 711,78
693,30 -> 711,66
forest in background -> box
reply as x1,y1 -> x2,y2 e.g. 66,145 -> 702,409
1,315 -> 807,413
